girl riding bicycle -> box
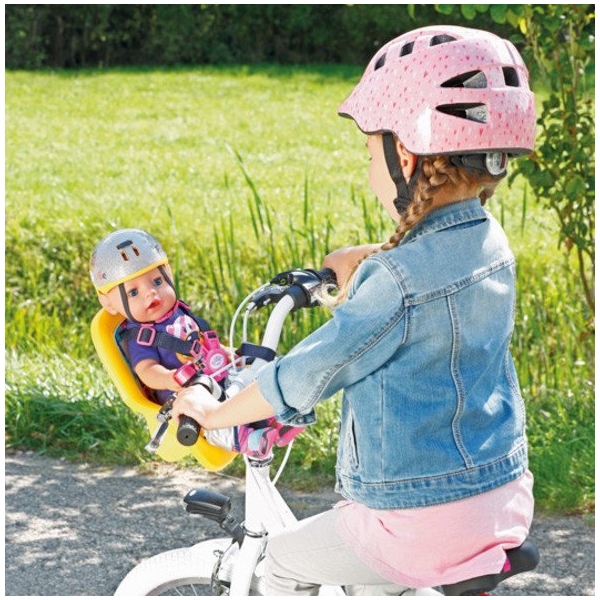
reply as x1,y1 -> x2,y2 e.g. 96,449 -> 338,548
172,25 -> 537,595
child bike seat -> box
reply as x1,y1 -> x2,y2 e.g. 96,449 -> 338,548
441,539 -> 540,596
90,308 -> 236,471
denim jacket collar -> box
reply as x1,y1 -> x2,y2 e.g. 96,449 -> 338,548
402,198 -> 485,245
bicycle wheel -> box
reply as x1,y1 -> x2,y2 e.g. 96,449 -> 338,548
145,579 -> 212,596
114,539 -> 231,596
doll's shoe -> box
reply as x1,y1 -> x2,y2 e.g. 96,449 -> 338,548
235,418 -> 305,458
271,419 -> 305,447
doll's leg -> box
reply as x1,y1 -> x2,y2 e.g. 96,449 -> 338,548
206,419 -> 304,458
203,427 -> 236,450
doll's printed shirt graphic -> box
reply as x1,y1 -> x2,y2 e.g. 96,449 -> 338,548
126,305 -> 201,403
165,313 -> 200,364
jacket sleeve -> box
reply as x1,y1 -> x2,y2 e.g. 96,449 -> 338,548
256,255 -> 407,425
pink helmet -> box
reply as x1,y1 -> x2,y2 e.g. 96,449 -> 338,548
338,25 -> 536,157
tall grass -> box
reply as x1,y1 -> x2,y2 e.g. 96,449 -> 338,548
5,67 -> 594,514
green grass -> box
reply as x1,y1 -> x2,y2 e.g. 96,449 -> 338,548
5,66 -> 594,515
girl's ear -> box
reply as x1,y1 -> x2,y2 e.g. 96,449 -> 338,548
395,139 -> 418,182
98,292 -> 120,316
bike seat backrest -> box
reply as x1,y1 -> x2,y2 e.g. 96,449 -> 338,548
90,308 -> 236,471
441,539 -> 540,596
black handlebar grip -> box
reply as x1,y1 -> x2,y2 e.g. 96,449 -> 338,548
317,267 -> 337,286
177,414 -> 200,446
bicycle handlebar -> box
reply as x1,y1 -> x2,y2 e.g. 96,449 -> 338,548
270,267 -> 337,289
176,373 -> 226,446
176,414 -> 202,446
168,267 -> 337,449
249,267 -> 336,310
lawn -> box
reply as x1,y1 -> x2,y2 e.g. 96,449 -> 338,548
5,66 -> 594,514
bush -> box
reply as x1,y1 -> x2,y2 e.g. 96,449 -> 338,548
5,4 -> 509,69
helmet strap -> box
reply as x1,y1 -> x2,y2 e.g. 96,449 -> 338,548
382,133 -> 421,216
118,283 -> 138,323
158,265 -> 176,293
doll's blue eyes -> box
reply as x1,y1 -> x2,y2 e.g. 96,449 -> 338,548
126,277 -> 163,297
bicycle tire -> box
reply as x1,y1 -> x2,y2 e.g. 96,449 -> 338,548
114,539 -> 231,596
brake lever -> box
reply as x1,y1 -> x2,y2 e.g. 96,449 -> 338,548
268,268 -> 337,310
248,284 -> 290,309
247,266 -> 337,310
270,268 -> 330,287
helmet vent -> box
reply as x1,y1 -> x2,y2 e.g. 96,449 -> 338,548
502,67 -> 520,87
116,239 -> 140,261
374,53 -> 386,71
399,42 -> 414,57
436,103 -> 488,124
430,34 -> 457,46
441,70 -> 487,89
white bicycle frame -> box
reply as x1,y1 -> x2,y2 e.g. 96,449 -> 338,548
115,287 -> 440,596
114,272 -> 539,596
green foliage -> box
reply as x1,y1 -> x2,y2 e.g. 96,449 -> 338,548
512,249 -> 594,513
430,4 -> 596,316
5,4 -> 510,70
4,65 -> 365,354
512,5 -> 595,313
5,67 -> 594,514
5,353 -> 149,463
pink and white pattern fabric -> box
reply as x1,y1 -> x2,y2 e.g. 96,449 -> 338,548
338,25 -> 536,156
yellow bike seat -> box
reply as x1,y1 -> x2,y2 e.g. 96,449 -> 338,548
90,309 -> 236,471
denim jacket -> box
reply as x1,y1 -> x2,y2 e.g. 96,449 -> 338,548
257,199 -> 528,509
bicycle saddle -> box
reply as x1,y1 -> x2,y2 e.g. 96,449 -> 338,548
441,539 -> 539,596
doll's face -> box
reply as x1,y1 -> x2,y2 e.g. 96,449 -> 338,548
99,266 -> 177,323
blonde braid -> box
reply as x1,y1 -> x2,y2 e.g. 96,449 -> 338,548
381,156 -> 448,251
327,156 -> 502,306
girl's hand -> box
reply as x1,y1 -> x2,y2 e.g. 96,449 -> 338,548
323,244 -> 381,286
172,385 -> 222,430
174,380 -> 275,431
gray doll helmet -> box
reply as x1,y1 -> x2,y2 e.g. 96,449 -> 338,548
90,229 -> 169,294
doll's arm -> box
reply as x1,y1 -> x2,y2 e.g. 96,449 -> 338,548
134,358 -> 182,392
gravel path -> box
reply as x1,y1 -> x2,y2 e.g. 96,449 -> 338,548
5,451 -> 595,596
